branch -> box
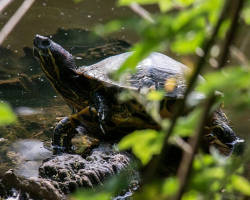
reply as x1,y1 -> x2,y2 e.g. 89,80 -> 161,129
218,0 -> 245,68
0,0 -> 35,45
174,95 -> 216,200
0,0 -> 14,14
129,2 -> 155,23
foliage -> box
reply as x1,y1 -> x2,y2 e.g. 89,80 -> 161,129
96,0 -> 225,78
72,191 -> 111,200
242,0 -> 250,25
74,0 -> 250,199
197,67 -> 250,109
173,108 -> 201,137
119,129 -> 164,165
0,102 -> 16,126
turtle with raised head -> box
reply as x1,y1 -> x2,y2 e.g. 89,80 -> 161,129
33,35 -> 243,155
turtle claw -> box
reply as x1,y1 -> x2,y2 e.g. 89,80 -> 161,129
98,111 -> 108,134
99,123 -> 106,134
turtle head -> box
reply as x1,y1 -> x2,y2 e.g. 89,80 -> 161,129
33,34 -> 76,81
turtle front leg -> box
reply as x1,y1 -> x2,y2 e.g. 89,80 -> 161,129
53,116 -> 79,154
91,92 -> 112,134
53,106 -> 101,154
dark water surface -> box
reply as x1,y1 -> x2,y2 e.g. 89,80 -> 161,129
0,0 -> 250,180
1,0 -> 139,52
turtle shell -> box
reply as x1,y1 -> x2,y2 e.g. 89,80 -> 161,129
77,52 -> 194,99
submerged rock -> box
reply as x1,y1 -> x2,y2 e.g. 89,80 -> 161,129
0,144 -> 138,200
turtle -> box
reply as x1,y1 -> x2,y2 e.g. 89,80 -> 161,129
33,34 -> 243,155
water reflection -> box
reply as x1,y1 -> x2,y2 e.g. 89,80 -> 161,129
11,139 -> 52,178
15,106 -> 43,116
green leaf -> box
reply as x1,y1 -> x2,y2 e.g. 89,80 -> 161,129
158,0 -> 173,12
242,6 -> 250,25
162,177 -> 179,197
119,0 -> 159,6
173,109 -> 202,137
193,154 -> 215,170
231,175 -> 250,196
218,19 -> 230,38
182,190 -> 199,200
177,0 -> 195,6
171,31 -> 205,54
147,90 -> 165,101
0,102 -> 16,126
95,20 -> 123,36
71,190 -> 111,200
190,166 -> 225,193
119,129 -> 163,165
113,40 -> 160,79
197,67 -> 250,108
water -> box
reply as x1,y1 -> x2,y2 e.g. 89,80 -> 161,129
1,0 -> 138,53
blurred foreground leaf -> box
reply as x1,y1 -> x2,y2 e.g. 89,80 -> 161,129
197,66 -> 250,108
72,191 -> 111,200
119,129 -> 164,165
162,177 -> 179,197
113,40 -> 160,79
173,109 -> 202,137
242,1 -> 250,25
0,102 -> 16,126
231,175 -> 250,196
147,90 -> 165,101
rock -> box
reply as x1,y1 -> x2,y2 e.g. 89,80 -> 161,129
1,169 -> 64,200
0,144 -> 139,200
0,138 -> 7,143
39,144 -> 134,194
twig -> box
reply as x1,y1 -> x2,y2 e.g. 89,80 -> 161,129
0,0 -> 35,45
174,95 -> 216,200
240,31 -> 250,52
129,2 -> 155,23
0,0 -> 14,14
218,0 -> 245,68
174,136 -> 192,154
230,46 -> 248,66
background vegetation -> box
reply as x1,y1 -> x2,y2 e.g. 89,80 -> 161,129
72,0 -> 250,199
